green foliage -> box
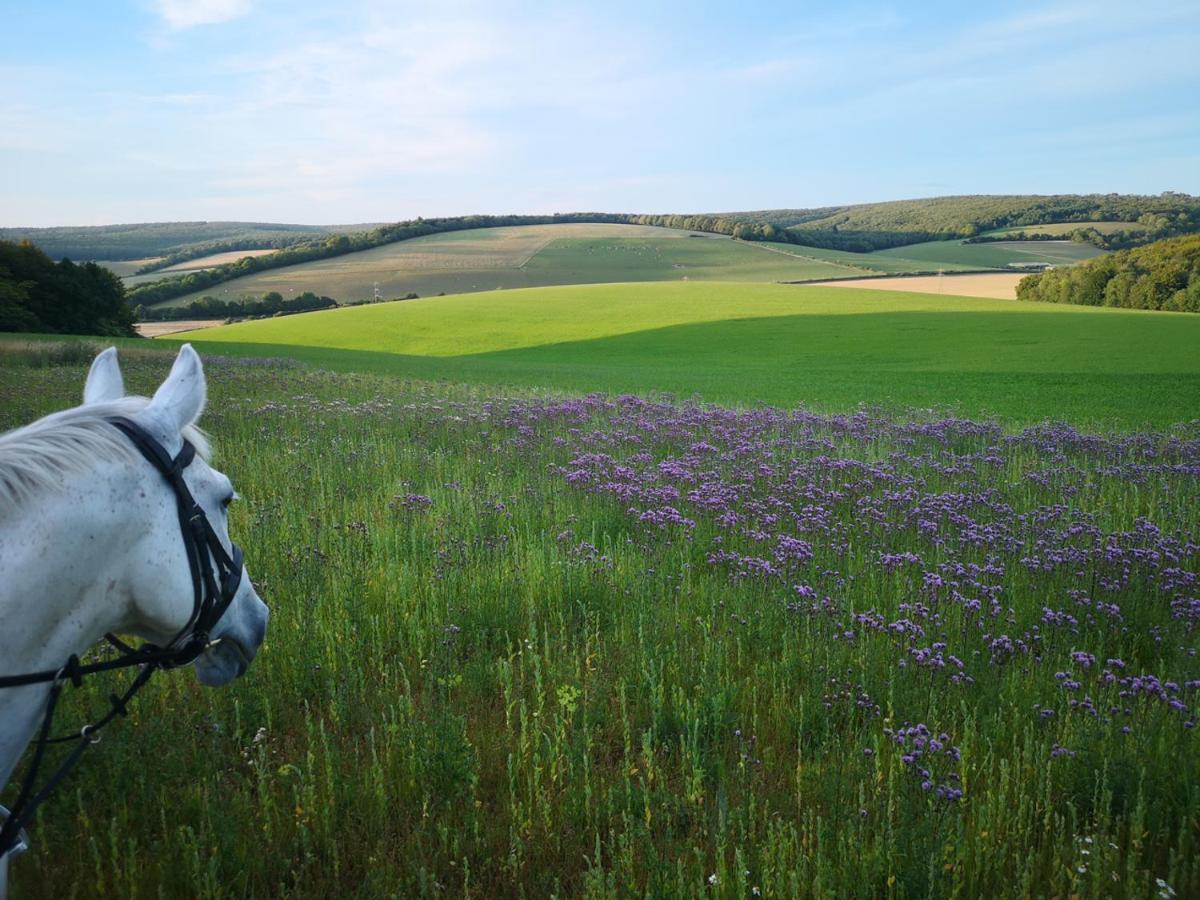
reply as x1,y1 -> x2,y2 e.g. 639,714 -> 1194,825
1016,234 -> 1200,312
0,240 -> 136,336
136,290 -> 338,322
179,282 -> 1200,427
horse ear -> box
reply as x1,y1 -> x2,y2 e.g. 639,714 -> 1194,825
147,344 -> 207,432
83,346 -> 125,404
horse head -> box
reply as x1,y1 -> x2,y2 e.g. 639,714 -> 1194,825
81,345 -> 270,686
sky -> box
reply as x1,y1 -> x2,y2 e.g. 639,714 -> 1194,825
2,0 -> 1198,226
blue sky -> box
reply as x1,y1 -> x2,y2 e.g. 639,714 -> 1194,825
2,0 -> 1198,226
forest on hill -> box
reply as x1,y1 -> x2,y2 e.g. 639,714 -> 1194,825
0,240 -> 135,335
0,221 -> 348,262
1015,234 -> 1200,312
717,193 -> 1200,252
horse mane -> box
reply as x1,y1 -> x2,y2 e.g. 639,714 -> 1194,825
0,396 -> 210,514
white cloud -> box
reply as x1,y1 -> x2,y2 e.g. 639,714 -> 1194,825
152,0 -> 253,30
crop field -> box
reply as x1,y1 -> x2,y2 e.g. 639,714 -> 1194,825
175,282 -> 1200,428
814,273 -> 1027,300
986,221 -> 1145,237
872,239 -> 1106,269
93,257 -> 163,277
122,250 -> 284,288
1,343 -> 1197,898
154,224 -> 947,309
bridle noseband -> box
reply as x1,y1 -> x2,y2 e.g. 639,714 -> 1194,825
0,416 -> 246,859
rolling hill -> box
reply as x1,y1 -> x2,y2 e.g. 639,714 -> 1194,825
152,224 -> 967,309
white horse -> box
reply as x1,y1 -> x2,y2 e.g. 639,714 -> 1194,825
0,345 -> 269,897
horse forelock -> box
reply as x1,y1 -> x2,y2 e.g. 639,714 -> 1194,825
0,397 -> 210,514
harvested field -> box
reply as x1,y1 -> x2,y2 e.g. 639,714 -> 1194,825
813,272 -> 1028,299
134,319 -> 225,337
93,257 -> 163,276
159,249 -> 279,272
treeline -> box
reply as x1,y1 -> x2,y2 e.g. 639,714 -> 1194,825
136,289 -> 421,323
134,290 -> 339,322
127,213 -> 640,306
1015,234 -> 1200,312
134,234 -> 344,274
0,221 -> 337,262
0,240 -> 136,335
720,193 -> 1200,252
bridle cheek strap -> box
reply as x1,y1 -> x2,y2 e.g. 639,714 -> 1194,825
107,417 -> 243,658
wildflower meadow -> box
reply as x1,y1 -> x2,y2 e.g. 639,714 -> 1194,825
1,343 -> 1197,898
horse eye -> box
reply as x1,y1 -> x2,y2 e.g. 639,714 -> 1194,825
221,493 -> 235,509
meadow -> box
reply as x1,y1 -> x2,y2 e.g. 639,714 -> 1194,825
155,225 -> 973,309
176,282 -> 1200,428
871,239 -> 1106,269
1,343 -> 1196,898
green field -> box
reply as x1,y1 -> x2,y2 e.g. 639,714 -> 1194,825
872,239 -> 1106,269
175,282 -> 1200,427
758,241 -> 979,273
155,224 -> 961,309
3,347 -> 1197,898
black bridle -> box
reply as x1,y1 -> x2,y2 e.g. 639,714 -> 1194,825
0,416 -> 245,859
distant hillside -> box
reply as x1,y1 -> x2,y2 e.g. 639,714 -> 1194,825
0,221 -> 368,262
1016,234 -> 1200,312
715,193 -> 1200,252
142,223 -> 954,315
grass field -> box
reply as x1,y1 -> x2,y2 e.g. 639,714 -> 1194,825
872,239 -> 1106,269
2,346 -> 1197,898
171,282 -> 1200,428
153,224 -> 970,309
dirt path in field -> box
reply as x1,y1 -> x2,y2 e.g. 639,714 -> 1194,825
810,272 -> 1028,300
135,320 -> 225,337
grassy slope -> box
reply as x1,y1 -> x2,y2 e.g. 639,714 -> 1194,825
177,282 -> 1200,427
756,241 -> 979,273
156,224 -> 992,309
872,239 -> 1106,268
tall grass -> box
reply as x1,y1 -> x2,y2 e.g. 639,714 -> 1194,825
1,346 -> 1196,898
